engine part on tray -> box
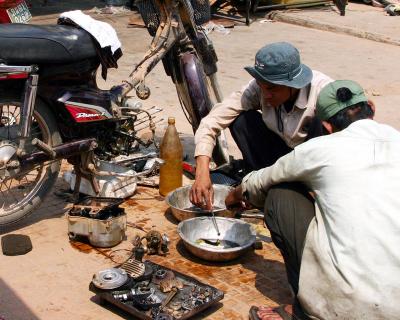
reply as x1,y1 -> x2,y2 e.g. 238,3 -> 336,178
112,287 -> 155,302
92,268 -> 128,290
132,293 -> 162,311
159,278 -> 184,293
67,197 -> 127,247
120,258 -> 146,279
89,261 -> 225,319
113,290 -> 134,302
159,287 -> 178,313
154,313 -> 173,320
152,269 -> 174,285
169,301 -> 182,311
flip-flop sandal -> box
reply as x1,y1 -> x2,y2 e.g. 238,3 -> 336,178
249,305 -> 299,320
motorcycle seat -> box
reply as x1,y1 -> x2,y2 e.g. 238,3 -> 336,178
0,24 -> 97,64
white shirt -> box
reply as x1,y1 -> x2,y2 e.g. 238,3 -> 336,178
194,70 -> 333,158
242,119 -> 400,319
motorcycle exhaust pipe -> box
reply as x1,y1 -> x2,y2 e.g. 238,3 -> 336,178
19,138 -> 97,168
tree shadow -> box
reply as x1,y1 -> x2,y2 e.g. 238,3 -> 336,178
175,240 -> 292,305
0,278 -> 41,320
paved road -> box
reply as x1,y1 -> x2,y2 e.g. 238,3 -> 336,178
0,5 -> 399,319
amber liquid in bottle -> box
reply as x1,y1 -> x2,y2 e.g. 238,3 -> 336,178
159,117 -> 183,196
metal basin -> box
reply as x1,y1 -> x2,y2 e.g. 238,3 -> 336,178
165,184 -> 234,222
177,217 -> 256,262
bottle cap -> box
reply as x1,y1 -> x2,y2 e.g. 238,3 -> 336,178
168,117 -> 175,125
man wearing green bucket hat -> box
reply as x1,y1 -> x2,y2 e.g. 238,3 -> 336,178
191,42 -> 333,210
226,80 -> 400,319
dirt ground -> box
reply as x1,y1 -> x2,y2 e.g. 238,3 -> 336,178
1,2 -> 400,320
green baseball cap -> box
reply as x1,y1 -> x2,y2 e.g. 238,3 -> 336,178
316,80 -> 368,121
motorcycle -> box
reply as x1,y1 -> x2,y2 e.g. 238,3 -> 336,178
0,0 -> 229,226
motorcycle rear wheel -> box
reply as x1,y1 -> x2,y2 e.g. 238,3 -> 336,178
0,99 -> 62,227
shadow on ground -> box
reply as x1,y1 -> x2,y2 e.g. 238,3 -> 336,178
0,278 -> 41,320
0,176 -> 71,235
175,239 -> 292,305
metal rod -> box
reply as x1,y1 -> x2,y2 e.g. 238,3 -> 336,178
19,74 -> 38,139
135,118 -> 164,131
0,65 -> 33,73
19,138 -> 97,168
31,138 -> 56,159
208,73 -> 224,103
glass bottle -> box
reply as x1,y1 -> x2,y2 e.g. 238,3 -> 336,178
159,117 -> 183,196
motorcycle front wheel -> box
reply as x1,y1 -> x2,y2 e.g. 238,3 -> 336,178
0,99 -> 62,227
174,52 -> 229,166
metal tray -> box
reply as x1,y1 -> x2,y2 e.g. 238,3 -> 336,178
90,261 -> 224,319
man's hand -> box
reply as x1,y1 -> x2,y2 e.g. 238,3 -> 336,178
190,156 -> 214,211
225,185 -> 244,208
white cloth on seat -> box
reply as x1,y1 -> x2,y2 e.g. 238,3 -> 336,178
60,10 -> 121,53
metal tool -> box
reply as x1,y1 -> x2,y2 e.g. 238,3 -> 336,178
210,209 -> 220,237
160,287 -> 178,311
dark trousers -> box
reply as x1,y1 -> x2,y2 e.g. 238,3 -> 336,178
229,110 -> 292,171
264,182 -> 315,296
264,183 -> 315,319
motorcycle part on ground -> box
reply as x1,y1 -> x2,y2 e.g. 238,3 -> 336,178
92,268 -> 128,290
1,234 -> 32,256
68,197 -> 124,219
134,245 -> 145,262
142,230 -> 169,256
67,198 -> 127,247
63,160 -> 138,198
120,258 -> 146,279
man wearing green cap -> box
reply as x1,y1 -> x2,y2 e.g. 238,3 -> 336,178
226,80 -> 400,319
190,42 -> 332,210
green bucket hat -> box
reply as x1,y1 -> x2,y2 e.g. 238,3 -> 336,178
316,80 -> 368,121
244,42 -> 312,89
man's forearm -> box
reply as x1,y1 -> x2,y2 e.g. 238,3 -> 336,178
195,155 -> 211,177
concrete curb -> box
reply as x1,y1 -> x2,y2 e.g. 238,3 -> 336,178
269,11 -> 400,47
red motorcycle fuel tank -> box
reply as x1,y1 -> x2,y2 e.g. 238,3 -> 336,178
57,90 -> 114,123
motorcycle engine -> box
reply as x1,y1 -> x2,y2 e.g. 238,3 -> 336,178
94,111 -> 157,161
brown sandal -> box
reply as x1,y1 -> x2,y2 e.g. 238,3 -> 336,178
249,305 -> 299,320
